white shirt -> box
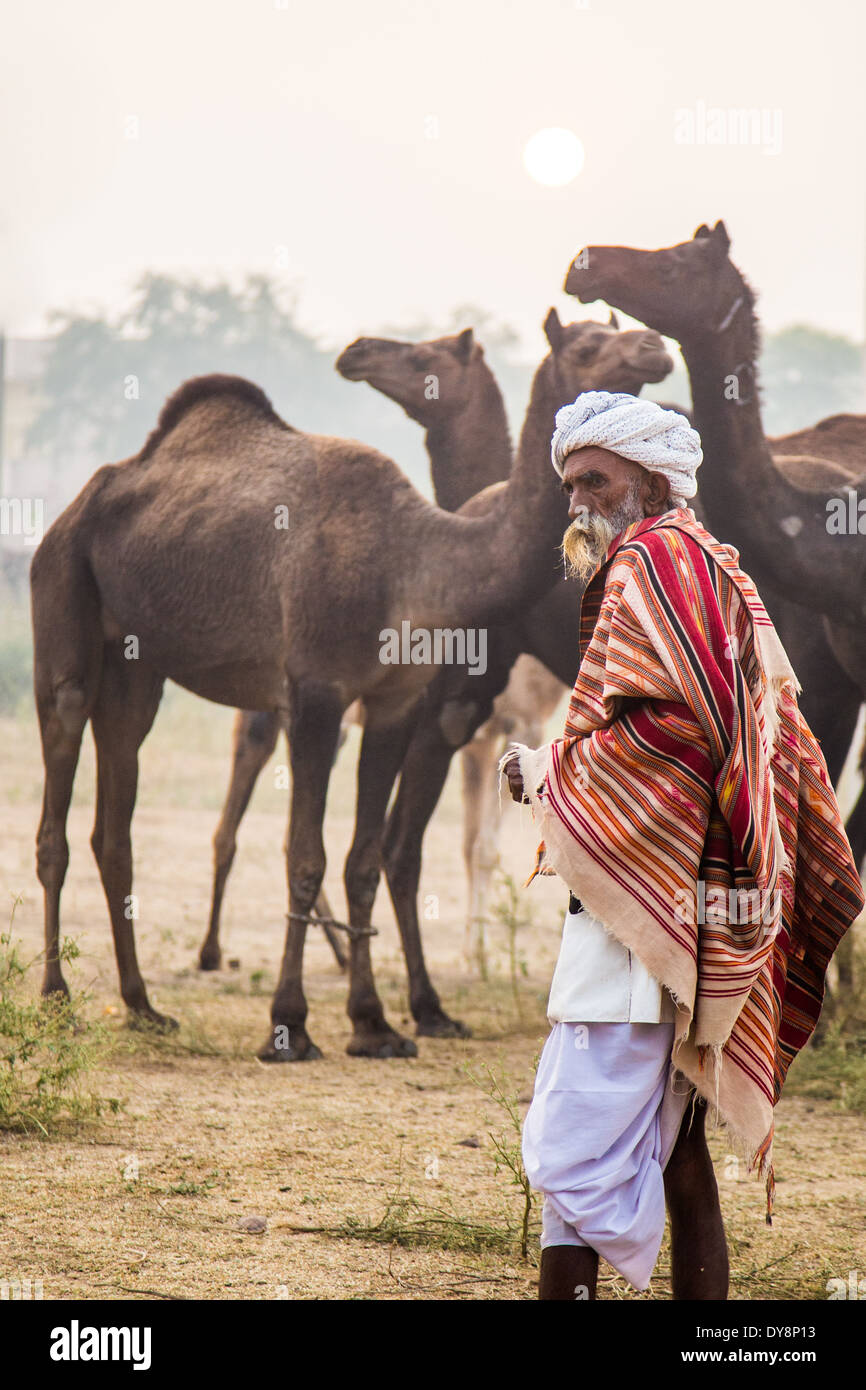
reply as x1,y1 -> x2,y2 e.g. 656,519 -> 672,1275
547,899 -> 675,1025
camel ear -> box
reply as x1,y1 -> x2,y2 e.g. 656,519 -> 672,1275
608,310 -> 620,330
712,220 -> 731,253
454,327 -> 474,363
544,307 -> 564,352
694,224 -> 712,240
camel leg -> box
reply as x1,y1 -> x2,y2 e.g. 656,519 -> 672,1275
382,647 -> 517,1036
32,540 -> 103,1001
460,732 -> 497,974
466,727 -> 520,975
664,1095 -> 729,1300
35,684 -> 91,999
199,710 -> 280,970
835,787 -> 866,1007
844,783 -> 866,878
344,712 -> 423,1058
383,715 -> 477,1037
258,679 -> 344,1062
285,709 -> 350,971
202,708 -> 347,973
89,649 -> 172,1027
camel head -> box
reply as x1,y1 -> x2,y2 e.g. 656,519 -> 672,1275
563,221 -> 742,342
335,327 -> 486,425
542,307 -> 673,397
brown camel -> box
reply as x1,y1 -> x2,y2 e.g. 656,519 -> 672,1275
337,330 -> 566,972
198,327 -> 563,976
338,316 -> 670,1031
368,314 -> 671,1034
564,223 -> 866,890
31,313 -> 672,1057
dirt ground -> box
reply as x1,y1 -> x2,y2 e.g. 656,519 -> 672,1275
1,687 -> 864,1300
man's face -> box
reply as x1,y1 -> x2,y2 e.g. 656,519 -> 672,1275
559,445 -> 671,581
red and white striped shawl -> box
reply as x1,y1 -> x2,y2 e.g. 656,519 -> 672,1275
510,507 -> 864,1214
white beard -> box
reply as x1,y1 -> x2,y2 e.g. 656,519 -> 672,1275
561,477 -> 646,582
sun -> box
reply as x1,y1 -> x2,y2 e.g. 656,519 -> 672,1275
523,127 -> 585,186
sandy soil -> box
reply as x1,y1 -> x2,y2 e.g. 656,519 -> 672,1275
1,690 -> 864,1300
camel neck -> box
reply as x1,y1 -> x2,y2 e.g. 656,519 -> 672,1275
424,366 -> 513,511
680,277 -> 787,581
680,276 -> 864,613
417,355 -> 570,624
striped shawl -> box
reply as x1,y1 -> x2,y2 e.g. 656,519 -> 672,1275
508,507 -> 864,1214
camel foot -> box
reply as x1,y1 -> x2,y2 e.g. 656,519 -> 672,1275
197,944 -> 222,971
127,1006 -> 179,1033
41,976 -> 70,1001
415,1010 -> 472,1039
257,1025 -> 323,1062
346,1023 -> 418,1058
39,985 -> 84,1032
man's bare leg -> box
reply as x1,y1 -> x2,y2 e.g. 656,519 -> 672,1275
664,1094 -> 729,1300
538,1245 -> 599,1300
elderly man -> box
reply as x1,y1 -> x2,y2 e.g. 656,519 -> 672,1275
502,391 -> 864,1301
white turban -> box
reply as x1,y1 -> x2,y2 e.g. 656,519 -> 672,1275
550,391 -> 702,506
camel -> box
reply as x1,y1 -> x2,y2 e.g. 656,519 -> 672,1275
198,328 -> 566,977
367,313 -> 672,1034
563,221 -> 866,954
335,330 -> 566,971
31,313 -> 672,1058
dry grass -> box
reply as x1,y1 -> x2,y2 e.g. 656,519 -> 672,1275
1,685 -> 864,1300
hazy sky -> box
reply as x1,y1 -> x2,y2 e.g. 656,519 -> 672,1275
2,0 -> 864,357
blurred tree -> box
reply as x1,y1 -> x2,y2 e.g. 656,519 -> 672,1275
27,279 -> 864,496
26,277 -> 536,502
760,325 -> 864,435
28,274 -> 347,465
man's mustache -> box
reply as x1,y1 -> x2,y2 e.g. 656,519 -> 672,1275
561,511 -> 617,581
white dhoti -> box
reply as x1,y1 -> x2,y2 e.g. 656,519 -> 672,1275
522,1020 -> 692,1291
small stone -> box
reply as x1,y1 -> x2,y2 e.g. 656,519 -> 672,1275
237,1214 -> 267,1233
228,958 -> 241,971
456,1136 -> 481,1148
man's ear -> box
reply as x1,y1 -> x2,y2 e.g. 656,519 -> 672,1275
643,468 -> 671,511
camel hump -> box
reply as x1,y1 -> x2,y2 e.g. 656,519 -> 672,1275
770,452 -> 861,493
458,480 -> 506,517
138,374 -> 291,459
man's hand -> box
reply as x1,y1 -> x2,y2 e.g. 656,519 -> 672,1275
504,752 -> 530,804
